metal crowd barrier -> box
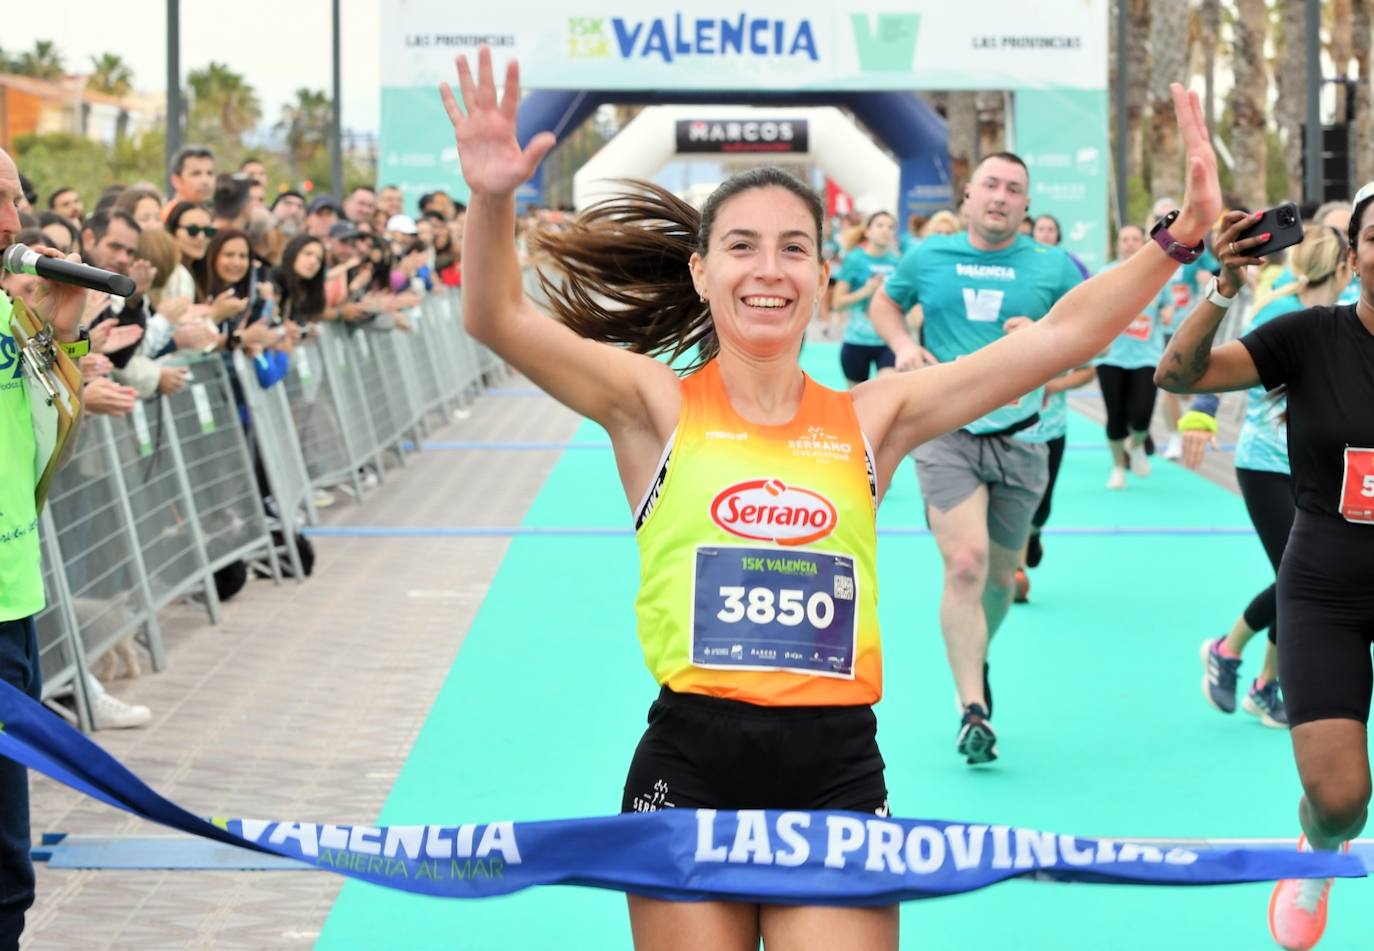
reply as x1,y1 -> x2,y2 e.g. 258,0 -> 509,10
35,287 -> 499,727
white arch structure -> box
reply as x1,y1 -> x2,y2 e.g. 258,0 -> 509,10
573,106 -> 899,214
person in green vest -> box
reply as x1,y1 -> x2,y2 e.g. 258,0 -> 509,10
0,147 -> 102,950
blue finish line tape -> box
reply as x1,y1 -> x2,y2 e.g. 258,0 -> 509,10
35,833 -> 1374,873
303,525 -> 1258,540
0,681 -> 1360,903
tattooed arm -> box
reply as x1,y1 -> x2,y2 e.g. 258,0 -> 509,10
1154,210 -> 1265,394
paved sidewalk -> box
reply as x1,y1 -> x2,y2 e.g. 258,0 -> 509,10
22,384 -> 581,951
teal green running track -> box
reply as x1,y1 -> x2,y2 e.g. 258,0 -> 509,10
318,343 -> 1368,949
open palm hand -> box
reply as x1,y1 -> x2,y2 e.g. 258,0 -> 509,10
439,46 -> 555,198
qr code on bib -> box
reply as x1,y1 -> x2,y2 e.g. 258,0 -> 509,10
834,576 -> 855,601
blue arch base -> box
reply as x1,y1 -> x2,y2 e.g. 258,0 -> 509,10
516,89 -> 951,223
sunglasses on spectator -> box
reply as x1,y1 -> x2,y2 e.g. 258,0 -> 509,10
180,225 -> 217,238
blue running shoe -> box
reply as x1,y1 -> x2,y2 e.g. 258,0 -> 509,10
1201,637 -> 1241,714
1243,678 -> 1289,728
958,704 -> 997,765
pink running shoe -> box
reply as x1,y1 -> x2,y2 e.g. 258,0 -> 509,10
1268,835 -> 1350,951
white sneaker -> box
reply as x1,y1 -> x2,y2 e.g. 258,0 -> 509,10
1130,449 -> 1151,478
359,470 -> 380,490
85,675 -> 151,729
1163,434 -> 1183,460
1106,467 -> 1127,490
312,488 -> 336,509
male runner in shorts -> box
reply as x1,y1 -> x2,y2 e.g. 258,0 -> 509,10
868,152 -> 1083,764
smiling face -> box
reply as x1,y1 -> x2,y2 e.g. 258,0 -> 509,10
1351,201 -> 1374,308
215,236 -> 252,286
689,186 -> 826,360
293,240 -> 324,280
174,207 -> 213,262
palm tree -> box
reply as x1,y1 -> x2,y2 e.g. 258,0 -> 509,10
1327,0 -> 1354,121
87,53 -> 133,97
1273,0 -> 1307,202
1355,0 -> 1373,186
13,40 -> 64,80
1146,0 -> 1189,202
276,88 -> 333,176
1199,0 -> 1222,131
1124,0 -> 1151,188
187,62 -> 262,142
1231,0 -> 1270,210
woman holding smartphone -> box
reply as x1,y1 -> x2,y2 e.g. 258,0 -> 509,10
1185,224 -> 1352,735
1157,196 -> 1374,951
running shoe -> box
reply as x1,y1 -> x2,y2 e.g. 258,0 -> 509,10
1013,568 -> 1030,603
1026,532 -> 1044,568
1130,448 -> 1151,478
957,703 -> 997,765
1268,836 -> 1349,950
1106,466 -> 1127,490
1163,434 -> 1184,460
1243,678 -> 1289,728
1201,637 -> 1241,714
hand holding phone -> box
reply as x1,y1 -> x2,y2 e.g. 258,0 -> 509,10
1234,202 -> 1304,259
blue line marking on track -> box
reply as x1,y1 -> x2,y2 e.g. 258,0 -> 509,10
304,525 -> 1258,540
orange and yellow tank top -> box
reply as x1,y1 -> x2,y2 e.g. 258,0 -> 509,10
633,360 -> 881,707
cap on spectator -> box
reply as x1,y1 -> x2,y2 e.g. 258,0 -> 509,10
329,222 -> 366,240
309,196 -> 343,216
386,214 -> 418,235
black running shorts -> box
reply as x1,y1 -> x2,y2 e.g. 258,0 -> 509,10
621,688 -> 889,815
1277,513 -> 1374,727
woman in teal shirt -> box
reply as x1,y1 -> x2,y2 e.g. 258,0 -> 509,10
834,212 -> 902,386
1095,224 -> 1167,489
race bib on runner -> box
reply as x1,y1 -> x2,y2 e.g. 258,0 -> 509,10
692,546 -> 857,678
1171,282 -> 1192,310
1124,313 -> 1153,341
1339,447 -> 1374,524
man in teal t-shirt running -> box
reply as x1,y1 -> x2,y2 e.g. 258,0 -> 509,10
868,152 -> 1082,766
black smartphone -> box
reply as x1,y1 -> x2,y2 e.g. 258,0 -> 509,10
1236,202 -> 1304,259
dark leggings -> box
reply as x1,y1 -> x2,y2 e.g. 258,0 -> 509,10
1236,467 -> 1296,646
1095,365 -> 1158,441
1030,435 -> 1066,531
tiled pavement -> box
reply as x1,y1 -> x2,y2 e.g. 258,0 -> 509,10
22,381 -> 582,951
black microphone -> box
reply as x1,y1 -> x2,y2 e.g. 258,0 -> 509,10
1,243 -> 136,297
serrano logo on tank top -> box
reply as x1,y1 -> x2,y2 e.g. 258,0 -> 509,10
709,479 -> 837,546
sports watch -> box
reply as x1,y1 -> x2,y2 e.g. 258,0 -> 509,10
1149,209 -> 1205,264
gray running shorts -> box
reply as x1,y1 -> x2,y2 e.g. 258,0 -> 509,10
913,429 -> 1050,550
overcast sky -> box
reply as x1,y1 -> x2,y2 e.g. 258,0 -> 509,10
4,0 -> 382,134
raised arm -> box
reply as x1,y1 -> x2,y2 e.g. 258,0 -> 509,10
441,48 -> 678,435
856,83 -> 1222,459
1153,210 -> 1266,394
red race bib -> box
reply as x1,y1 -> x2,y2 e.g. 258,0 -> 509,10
1171,283 -> 1192,309
1339,447 -> 1374,524
1124,313 -> 1153,341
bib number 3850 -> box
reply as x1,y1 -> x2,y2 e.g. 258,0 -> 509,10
692,546 -> 857,678
1339,447 -> 1374,524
